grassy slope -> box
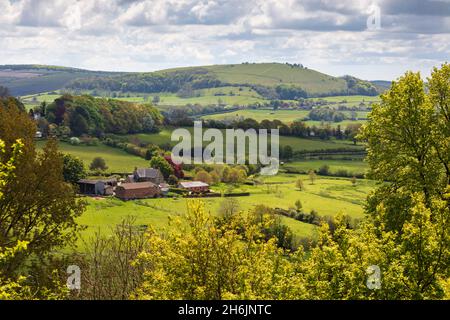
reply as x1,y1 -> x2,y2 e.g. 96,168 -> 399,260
282,160 -> 368,175
6,62 -> 367,98
127,128 -> 364,152
36,141 -> 149,172
162,63 -> 348,96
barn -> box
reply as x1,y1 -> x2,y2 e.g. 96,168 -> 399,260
129,168 -> 165,184
178,181 -> 210,194
77,178 -> 117,196
115,182 -> 161,200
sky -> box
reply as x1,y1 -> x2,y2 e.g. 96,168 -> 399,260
0,0 -> 449,80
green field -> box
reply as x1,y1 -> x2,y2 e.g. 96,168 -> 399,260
154,86 -> 265,106
21,93 -> 61,103
9,63 -> 383,100
161,63 -> 349,96
36,141 -> 148,172
203,109 -> 311,122
77,174 -> 375,246
202,108 -> 369,126
126,128 -> 364,152
20,89 -> 379,118
21,87 -> 266,108
308,95 -> 381,103
282,159 -> 368,175
35,132 -> 363,177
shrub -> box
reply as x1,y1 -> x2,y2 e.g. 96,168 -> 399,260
89,157 -> 108,171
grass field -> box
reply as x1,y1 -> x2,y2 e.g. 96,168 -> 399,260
282,159 -> 368,175
308,95 -> 381,103
112,87 -> 266,107
202,108 -> 369,126
20,89 -> 379,116
36,141 -> 148,172
161,63 -> 349,96
76,174 -> 375,247
33,138 -> 372,247
203,109 -> 311,122
126,128 -> 364,152
20,86 -> 266,108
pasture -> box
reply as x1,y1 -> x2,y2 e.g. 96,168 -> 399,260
76,174 -> 375,247
36,141 -> 149,172
282,159 -> 368,175
202,108 -> 369,126
126,128 -> 364,152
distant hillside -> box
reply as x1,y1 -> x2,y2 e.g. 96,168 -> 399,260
0,63 -> 384,98
0,65 -> 120,96
68,63 -> 382,99
370,80 -> 392,92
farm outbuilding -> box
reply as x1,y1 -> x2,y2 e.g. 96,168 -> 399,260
129,168 -> 165,184
77,178 -> 117,196
115,182 -> 161,200
178,181 -> 210,194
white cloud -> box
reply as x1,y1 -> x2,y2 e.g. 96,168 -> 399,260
0,0 -> 448,80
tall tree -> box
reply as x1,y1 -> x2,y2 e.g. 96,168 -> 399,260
150,155 -> 173,179
360,69 -> 449,231
63,154 -> 86,184
0,98 -> 85,275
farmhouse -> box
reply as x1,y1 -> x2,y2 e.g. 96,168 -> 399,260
178,181 -> 210,193
128,167 -> 164,184
115,182 -> 161,200
77,178 -> 117,196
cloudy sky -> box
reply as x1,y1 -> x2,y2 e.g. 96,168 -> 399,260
0,0 -> 449,80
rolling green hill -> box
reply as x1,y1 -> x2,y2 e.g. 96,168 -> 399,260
68,63 -> 380,98
161,63 -> 349,95
1,63 -> 383,99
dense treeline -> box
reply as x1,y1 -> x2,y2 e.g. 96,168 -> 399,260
341,75 -> 379,96
67,68 -> 223,94
36,94 -> 163,137
308,107 -> 347,122
196,118 -> 362,142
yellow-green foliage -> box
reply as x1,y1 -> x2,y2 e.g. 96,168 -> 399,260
0,139 -> 31,300
132,200 -> 305,300
0,241 -> 32,300
0,139 -> 70,300
131,195 -> 449,300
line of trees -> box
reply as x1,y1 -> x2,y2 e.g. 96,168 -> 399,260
201,118 -> 362,142
34,94 -> 163,137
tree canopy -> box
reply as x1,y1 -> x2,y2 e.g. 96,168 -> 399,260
43,94 -> 162,136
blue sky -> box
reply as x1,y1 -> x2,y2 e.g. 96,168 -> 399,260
1,0 -> 449,80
